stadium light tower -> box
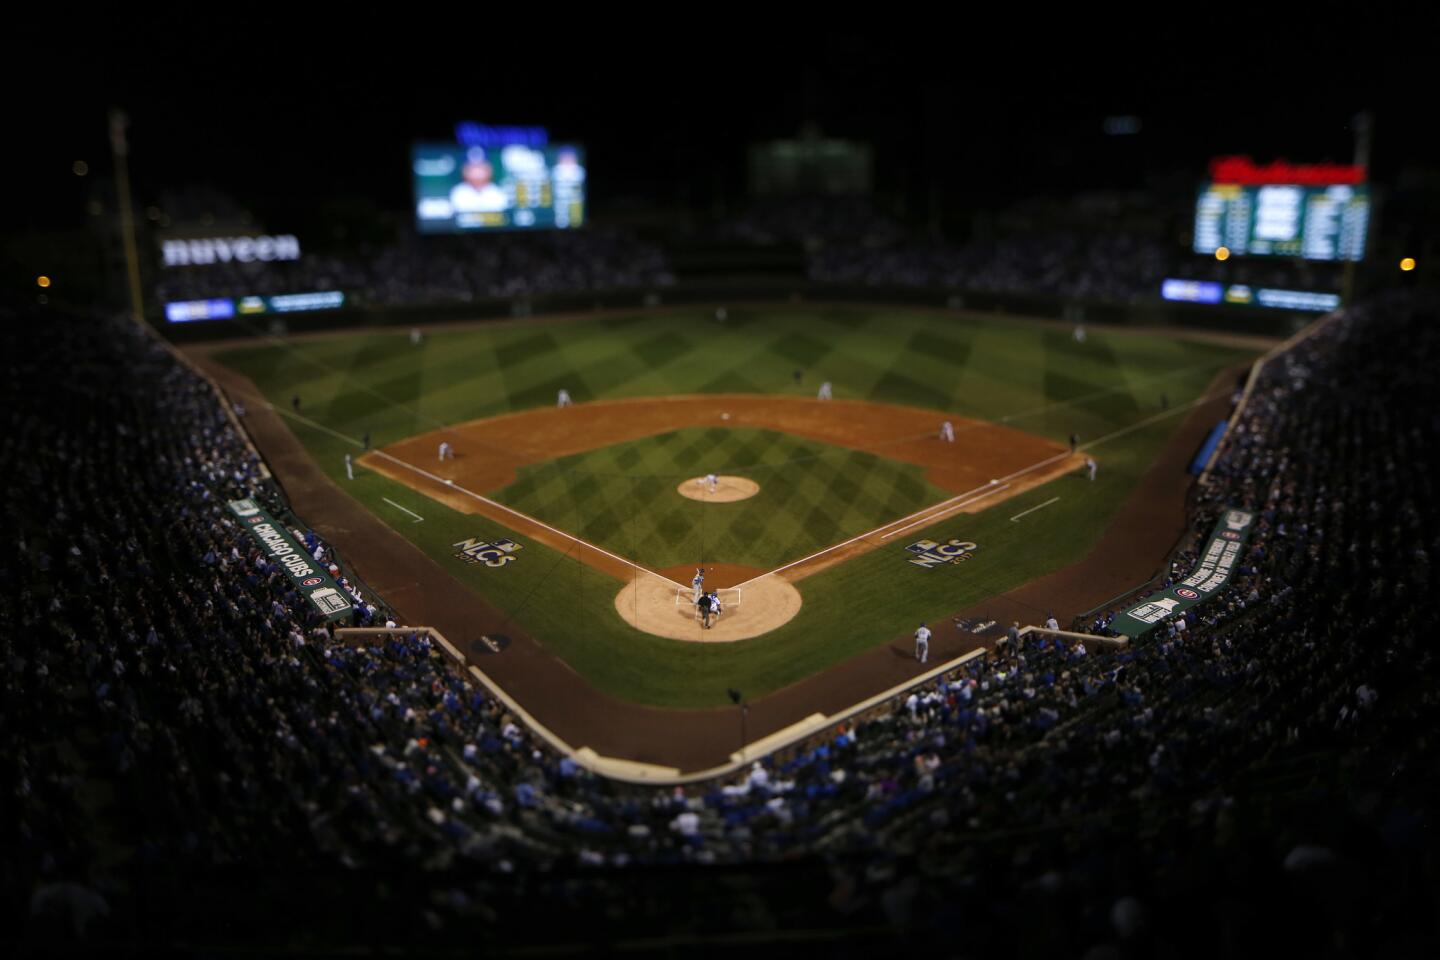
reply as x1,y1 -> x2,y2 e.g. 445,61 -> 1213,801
1343,110 -> 1374,306
109,109 -> 145,325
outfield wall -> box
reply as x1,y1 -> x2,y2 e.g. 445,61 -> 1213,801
156,279 -> 1309,344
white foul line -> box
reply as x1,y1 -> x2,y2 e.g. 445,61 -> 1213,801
731,388 -> 1224,590
878,484 -> 1012,541
383,497 -> 425,523
267,403 -> 688,589
269,385 -> 1223,597
1010,496 -> 1060,522
368,450 -> 689,589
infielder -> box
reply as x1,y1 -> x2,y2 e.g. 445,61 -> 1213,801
817,381 -> 833,400
940,421 -> 955,443
438,441 -> 453,461
557,388 -> 572,407
914,622 -> 931,664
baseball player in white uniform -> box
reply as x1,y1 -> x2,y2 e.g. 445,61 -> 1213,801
940,421 -> 955,443
1085,457 -> 1097,481
914,622 -> 931,664
705,473 -> 719,493
344,453 -> 354,480
817,381 -> 833,400
557,388 -> 572,407
438,441 -> 453,461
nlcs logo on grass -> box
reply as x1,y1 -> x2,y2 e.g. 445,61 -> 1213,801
453,537 -> 523,568
906,538 -> 978,569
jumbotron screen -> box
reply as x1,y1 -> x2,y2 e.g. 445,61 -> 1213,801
412,142 -> 586,233
1192,156 -> 1370,261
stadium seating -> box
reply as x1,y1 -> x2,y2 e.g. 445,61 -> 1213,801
6,290 -> 1438,953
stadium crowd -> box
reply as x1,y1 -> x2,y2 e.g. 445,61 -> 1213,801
5,289 -> 1438,952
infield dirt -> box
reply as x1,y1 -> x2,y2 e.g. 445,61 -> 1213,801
358,394 -> 1077,588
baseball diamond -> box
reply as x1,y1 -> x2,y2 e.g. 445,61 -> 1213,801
198,305 -> 1256,711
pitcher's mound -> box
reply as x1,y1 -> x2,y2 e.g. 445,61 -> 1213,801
678,475 -> 760,503
615,571 -> 800,642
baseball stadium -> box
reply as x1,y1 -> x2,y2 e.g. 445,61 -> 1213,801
6,24 -> 1440,956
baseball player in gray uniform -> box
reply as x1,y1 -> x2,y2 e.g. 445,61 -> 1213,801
914,622 -> 931,663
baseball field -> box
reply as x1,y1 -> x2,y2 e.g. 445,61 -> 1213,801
206,306 -> 1255,709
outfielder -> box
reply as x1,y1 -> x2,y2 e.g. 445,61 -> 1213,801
940,421 -> 955,443
344,453 -> 354,480
914,622 -> 931,664
1085,456 -> 1097,481
817,381 -> 833,400
557,388 -> 572,407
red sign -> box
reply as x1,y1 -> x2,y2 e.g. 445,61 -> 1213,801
1209,155 -> 1366,186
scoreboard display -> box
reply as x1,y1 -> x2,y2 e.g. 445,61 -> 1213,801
413,131 -> 585,234
1193,183 -> 1370,261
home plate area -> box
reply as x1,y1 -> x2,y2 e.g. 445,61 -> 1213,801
614,570 -> 801,643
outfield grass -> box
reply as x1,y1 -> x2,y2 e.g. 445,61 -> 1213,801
216,308 -> 1254,707
491,426 -> 950,570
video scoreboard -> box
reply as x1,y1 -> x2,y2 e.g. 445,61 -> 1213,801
1192,156 -> 1370,262
413,124 -> 585,234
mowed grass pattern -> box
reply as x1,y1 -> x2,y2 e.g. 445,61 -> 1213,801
493,427 -> 947,570
216,308 -> 1257,707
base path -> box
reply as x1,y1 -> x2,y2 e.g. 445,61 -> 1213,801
360,394 -> 1068,504
358,394 -> 1076,591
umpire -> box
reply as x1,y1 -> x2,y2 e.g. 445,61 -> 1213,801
698,592 -> 714,629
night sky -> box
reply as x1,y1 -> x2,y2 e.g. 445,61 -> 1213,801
5,9 -> 1437,238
